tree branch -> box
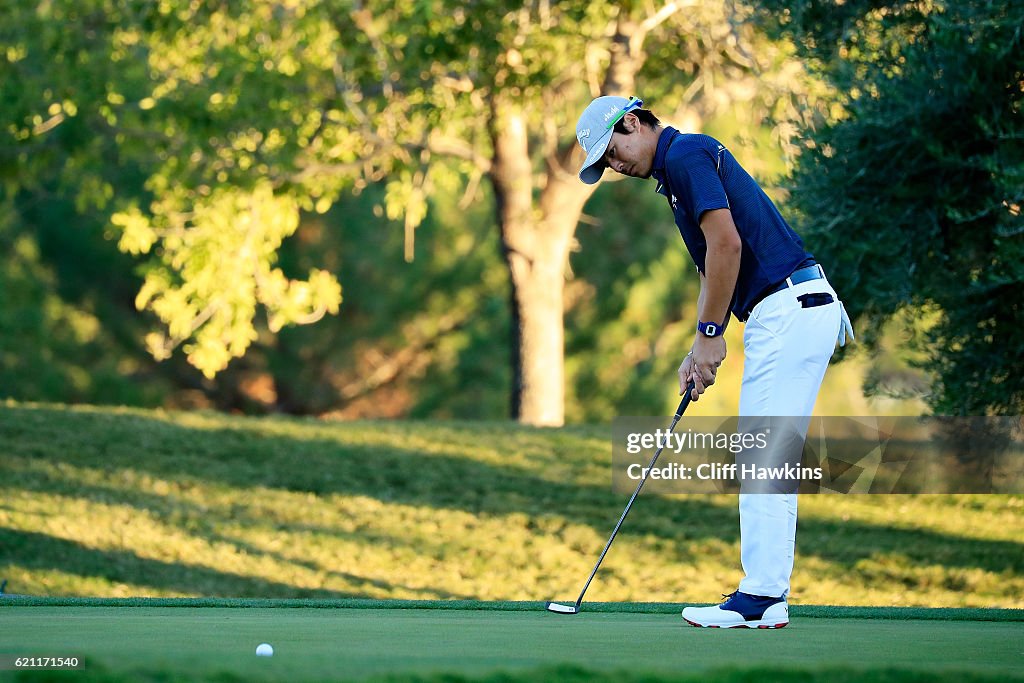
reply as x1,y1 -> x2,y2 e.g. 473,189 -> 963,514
335,310 -> 470,402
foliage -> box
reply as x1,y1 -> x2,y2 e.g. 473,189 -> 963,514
1,0 -> 346,379
2,403 -> 1021,606
0,197 -> 174,406
755,0 -> 1024,414
1,0 -> 827,416
294,0 -> 828,424
121,182 -> 340,377
257,171 -> 512,418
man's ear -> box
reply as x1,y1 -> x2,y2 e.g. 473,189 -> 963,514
622,112 -> 640,133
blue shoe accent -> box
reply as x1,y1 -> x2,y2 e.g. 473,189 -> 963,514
718,591 -> 785,621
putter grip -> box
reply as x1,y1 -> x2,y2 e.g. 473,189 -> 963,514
675,382 -> 696,418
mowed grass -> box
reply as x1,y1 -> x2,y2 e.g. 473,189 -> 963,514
1,401 -> 1022,607
0,605 -> 1021,683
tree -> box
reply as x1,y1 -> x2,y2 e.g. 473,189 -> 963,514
2,0 -> 815,424
331,1 -> 821,424
755,0 -> 1024,414
2,0 -> 344,383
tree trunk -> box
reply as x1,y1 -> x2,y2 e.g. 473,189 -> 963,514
509,245 -> 567,426
489,98 -> 593,426
485,11 -> 671,426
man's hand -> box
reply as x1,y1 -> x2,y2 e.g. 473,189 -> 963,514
679,335 -> 727,400
678,352 -> 696,398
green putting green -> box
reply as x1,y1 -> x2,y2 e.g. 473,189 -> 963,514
1,601 -> 1022,682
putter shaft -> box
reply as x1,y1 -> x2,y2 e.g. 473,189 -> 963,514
551,388 -> 694,614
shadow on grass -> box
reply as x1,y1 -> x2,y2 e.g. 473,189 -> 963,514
1,404 -> 1021,599
0,475 -> 475,600
0,527 -> 359,598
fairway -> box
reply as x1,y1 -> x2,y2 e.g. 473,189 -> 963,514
1,602 -> 1022,682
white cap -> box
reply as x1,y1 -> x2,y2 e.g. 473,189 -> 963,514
575,96 -> 643,184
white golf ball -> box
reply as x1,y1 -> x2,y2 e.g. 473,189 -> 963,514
255,643 -> 274,657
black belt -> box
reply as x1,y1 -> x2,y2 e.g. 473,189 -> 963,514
741,264 -> 825,321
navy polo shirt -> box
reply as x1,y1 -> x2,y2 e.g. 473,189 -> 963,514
650,127 -> 813,321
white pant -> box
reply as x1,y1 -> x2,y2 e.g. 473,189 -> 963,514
736,274 -> 841,598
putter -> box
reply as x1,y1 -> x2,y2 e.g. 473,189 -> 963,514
546,385 -> 695,615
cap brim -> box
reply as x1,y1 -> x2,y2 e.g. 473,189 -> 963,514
578,130 -> 612,185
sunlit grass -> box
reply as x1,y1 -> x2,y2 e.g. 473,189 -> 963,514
1,402 -> 1020,607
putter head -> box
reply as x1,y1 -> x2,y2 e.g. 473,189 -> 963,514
545,601 -> 579,615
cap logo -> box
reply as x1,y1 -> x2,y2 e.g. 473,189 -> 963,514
576,128 -> 590,150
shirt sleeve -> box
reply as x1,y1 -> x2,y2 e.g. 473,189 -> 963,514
668,148 -> 730,223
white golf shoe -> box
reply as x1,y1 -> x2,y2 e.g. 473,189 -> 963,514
682,591 -> 789,628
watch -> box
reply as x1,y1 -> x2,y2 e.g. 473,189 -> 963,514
697,320 -> 724,337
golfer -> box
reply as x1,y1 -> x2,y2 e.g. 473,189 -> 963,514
575,96 -> 854,628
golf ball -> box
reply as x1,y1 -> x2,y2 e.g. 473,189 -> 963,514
255,643 -> 274,657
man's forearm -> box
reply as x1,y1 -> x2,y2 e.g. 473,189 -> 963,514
695,276 -> 707,336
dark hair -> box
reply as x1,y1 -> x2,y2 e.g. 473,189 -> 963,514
613,108 -> 661,134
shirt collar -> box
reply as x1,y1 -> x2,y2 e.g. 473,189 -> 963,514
651,126 -> 678,194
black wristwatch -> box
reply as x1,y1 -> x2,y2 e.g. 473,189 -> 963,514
697,320 -> 725,337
